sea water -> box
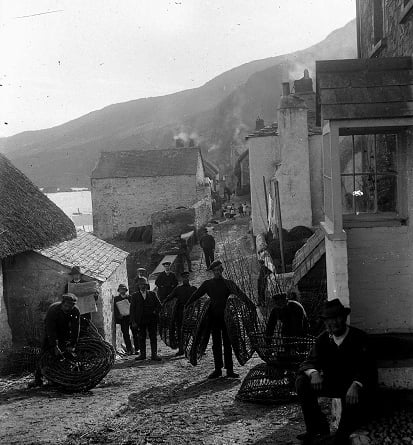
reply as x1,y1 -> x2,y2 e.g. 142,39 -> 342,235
46,190 -> 93,232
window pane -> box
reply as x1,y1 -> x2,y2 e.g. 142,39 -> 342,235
354,175 -> 376,214
341,176 -> 354,214
339,135 -> 353,174
376,134 -> 397,173
354,135 -> 375,174
377,175 -> 397,212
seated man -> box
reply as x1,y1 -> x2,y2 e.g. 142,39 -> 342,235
28,293 -> 80,388
295,299 -> 377,445
265,292 -> 309,338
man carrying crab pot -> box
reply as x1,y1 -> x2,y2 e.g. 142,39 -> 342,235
28,293 -> 81,388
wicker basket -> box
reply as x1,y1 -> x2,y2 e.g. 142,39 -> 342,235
236,363 -> 298,404
224,295 -> 257,366
39,321 -> 115,392
182,296 -> 211,366
249,334 -> 315,367
159,297 -> 179,349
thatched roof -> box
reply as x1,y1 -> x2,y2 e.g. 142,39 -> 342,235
0,153 -> 76,258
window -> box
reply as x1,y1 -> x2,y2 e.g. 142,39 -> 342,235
340,133 -> 398,216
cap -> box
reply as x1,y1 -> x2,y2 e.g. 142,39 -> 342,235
62,293 -> 78,303
69,266 -> 81,275
117,284 -> 128,292
137,267 -> 146,272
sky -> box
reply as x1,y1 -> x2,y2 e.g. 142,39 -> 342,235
0,0 -> 356,138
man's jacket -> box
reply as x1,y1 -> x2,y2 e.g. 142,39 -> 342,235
299,326 -> 377,390
44,302 -> 80,349
155,271 -> 178,300
199,234 -> 215,251
130,290 -> 161,326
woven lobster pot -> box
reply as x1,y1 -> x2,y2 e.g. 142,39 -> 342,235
249,334 -> 315,368
182,296 -> 211,366
0,346 -> 41,375
159,297 -> 179,349
224,295 -> 258,366
236,363 -> 297,404
40,322 -> 115,392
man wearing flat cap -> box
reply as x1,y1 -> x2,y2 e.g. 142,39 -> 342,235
28,293 -> 81,388
186,260 -> 249,379
114,284 -> 138,355
295,299 -> 377,445
155,261 -> 178,303
164,271 -> 197,356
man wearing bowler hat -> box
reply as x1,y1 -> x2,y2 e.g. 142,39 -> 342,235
155,261 -> 178,303
295,299 -> 377,445
186,260 -> 249,379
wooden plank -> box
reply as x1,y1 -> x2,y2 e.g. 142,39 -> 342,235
322,102 -> 413,120
321,85 -> 413,105
316,57 -> 413,74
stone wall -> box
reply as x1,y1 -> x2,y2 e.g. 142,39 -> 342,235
92,175 -> 198,239
276,105 -> 313,230
193,195 -> 213,231
248,136 -> 280,236
2,251 -> 122,347
358,0 -> 413,58
151,208 -> 196,245
0,262 -> 12,349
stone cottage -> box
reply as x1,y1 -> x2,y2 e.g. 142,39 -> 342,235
0,153 -> 129,350
246,71 -> 323,236
317,0 -> 413,388
0,153 -> 76,349
91,148 -> 212,239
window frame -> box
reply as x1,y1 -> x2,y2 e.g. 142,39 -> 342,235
322,118 -> 412,233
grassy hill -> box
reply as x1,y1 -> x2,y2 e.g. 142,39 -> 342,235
0,20 -> 356,188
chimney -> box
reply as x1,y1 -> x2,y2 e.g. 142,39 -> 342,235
282,82 -> 290,97
175,138 -> 185,148
255,116 -> 265,131
188,138 -> 195,148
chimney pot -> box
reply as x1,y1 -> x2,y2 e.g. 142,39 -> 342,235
282,82 -> 290,96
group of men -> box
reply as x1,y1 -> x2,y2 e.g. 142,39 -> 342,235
29,248 -> 377,445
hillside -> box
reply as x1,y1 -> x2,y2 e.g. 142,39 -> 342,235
0,20 -> 356,188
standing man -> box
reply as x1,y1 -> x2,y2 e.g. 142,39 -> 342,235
28,293 -> 80,388
155,261 -> 178,303
130,277 -> 162,361
186,260 -> 247,379
178,237 -> 193,273
114,284 -> 139,355
67,265 -> 99,322
295,299 -> 377,445
164,271 -> 197,356
199,230 -> 215,269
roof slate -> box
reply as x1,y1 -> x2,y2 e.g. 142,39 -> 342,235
37,230 -> 129,282
91,148 -> 200,179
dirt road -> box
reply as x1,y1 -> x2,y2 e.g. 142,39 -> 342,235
0,217 -> 306,445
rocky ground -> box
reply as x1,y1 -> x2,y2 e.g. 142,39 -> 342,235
0,212 -> 310,445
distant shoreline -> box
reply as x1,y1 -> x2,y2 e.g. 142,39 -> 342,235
41,187 -> 90,193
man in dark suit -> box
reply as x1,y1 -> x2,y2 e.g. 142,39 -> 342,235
199,230 -> 215,269
155,261 -> 178,302
28,293 -> 80,388
164,271 -> 197,356
131,277 -> 162,361
295,299 -> 377,445
186,260 -> 248,379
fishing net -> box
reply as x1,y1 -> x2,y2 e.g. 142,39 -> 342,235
224,295 -> 258,365
39,320 -> 115,392
158,297 -> 179,349
182,296 -> 211,366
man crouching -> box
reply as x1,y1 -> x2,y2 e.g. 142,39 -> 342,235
28,293 -> 80,388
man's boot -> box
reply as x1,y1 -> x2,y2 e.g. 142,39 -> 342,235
135,337 -> 146,360
150,338 -> 161,361
208,369 -> 222,379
